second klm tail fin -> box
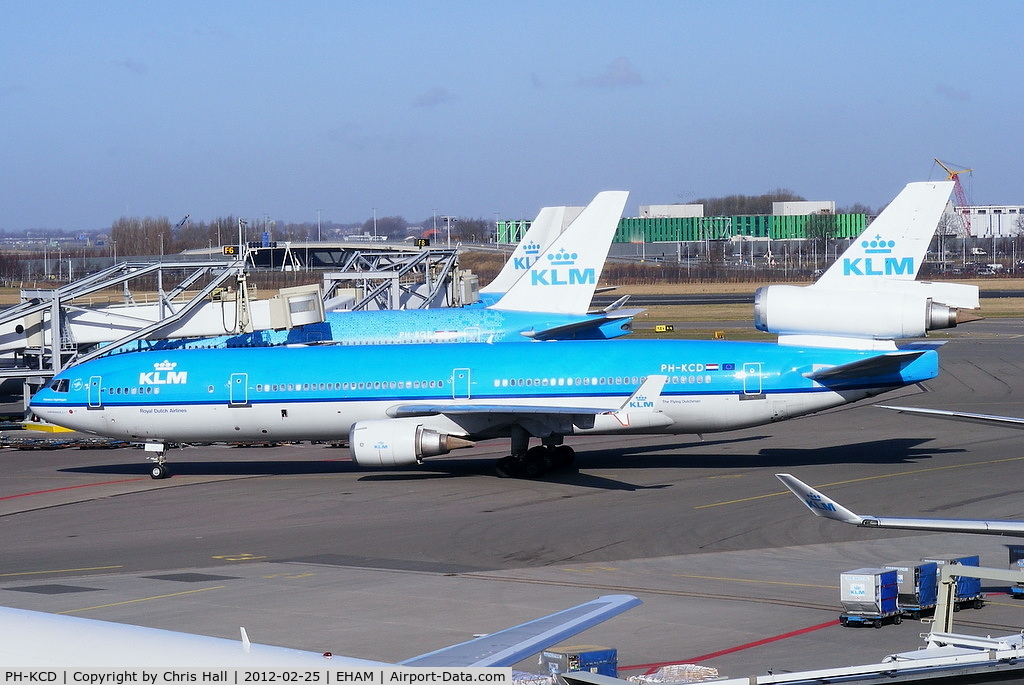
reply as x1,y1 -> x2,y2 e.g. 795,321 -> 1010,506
492,191 -> 628,315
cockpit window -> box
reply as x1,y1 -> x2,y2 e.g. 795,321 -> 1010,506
50,378 -> 70,393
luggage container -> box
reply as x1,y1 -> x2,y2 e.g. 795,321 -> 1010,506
883,561 -> 938,618
921,554 -> 984,610
1007,545 -> 1024,599
541,645 -> 618,678
839,568 -> 901,628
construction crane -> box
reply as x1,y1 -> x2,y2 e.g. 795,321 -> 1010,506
934,158 -> 972,235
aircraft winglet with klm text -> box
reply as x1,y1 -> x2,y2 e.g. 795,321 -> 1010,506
776,473 -> 1024,536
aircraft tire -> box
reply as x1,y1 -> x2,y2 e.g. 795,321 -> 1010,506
521,452 -> 546,479
550,445 -> 575,468
494,456 -> 522,479
150,464 -> 170,480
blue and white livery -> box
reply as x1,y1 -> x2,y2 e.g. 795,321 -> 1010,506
31,337 -> 940,478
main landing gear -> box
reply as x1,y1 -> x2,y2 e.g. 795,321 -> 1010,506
495,445 -> 576,479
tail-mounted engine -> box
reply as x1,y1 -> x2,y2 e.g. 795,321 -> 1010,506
753,285 -> 967,340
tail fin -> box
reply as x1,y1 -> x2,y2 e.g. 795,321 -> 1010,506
479,205 -> 575,296
813,181 -> 954,290
492,191 -> 628,315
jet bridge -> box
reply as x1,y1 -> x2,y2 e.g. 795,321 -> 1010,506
0,260 -> 323,402
1,245 -> 470,406
319,245 -> 472,311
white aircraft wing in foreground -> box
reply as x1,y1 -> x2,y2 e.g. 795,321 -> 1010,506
879,404 -> 1024,429
776,473 -> 1024,536
0,594 -> 640,667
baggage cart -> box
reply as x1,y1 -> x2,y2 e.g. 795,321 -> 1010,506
839,568 -> 901,628
884,560 -> 938,618
921,555 -> 984,611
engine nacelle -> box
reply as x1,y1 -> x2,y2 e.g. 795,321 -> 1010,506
350,419 -> 474,467
754,285 -> 959,340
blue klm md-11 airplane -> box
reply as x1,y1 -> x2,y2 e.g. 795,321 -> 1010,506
29,181 -> 971,478
32,336 -> 940,479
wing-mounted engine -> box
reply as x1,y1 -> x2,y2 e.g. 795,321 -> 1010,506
350,419 -> 474,467
754,285 -> 978,341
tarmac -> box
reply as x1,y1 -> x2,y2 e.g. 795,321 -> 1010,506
3,318 -> 1024,678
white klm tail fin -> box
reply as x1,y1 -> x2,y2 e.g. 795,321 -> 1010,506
480,205 -> 570,296
492,191 -> 628,315
814,181 -> 954,290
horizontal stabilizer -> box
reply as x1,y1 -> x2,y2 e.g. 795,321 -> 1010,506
400,594 -> 641,667
522,309 -> 643,341
879,404 -> 1024,428
804,350 -> 926,382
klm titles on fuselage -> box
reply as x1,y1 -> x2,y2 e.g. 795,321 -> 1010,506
139,361 -> 188,385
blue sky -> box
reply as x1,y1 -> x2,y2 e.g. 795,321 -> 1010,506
2,1 -> 1020,231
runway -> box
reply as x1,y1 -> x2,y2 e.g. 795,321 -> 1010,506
4,318 -> 1024,677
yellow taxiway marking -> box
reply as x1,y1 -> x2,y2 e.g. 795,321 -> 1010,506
211,553 -> 266,562
697,455 -> 1024,510
0,565 -> 123,578
673,573 -> 837,590
58,586 -> 225,615
261,572 -> 315,579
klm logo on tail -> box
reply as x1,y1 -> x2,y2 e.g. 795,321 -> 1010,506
842,236 -> 914,277
530,249 -> 596,286
628,394 -> 654,409
512,241 -> 543,270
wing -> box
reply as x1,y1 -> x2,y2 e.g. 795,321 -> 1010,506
521,309 -> 643,341
389,376 -> 669,422
399,594 -> 641,668
878,405 -> 1024,429
804,350 -> 927,382
776,473 -> 1024,536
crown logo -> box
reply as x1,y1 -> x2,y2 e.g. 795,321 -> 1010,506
861,235 -> 895,254
522,241 -> 541,255
154,360 -> 177,371
547,248 -> 577,266
373,441 -> 389,449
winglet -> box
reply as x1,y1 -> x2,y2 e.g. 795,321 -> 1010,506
775,474 -> 864,525
399,594 -> 641,668
617,374 -> 667,412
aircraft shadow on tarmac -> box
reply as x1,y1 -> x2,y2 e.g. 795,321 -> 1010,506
59,436 -> 957,488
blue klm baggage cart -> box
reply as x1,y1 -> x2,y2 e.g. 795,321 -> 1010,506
839,568 -> 901,628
